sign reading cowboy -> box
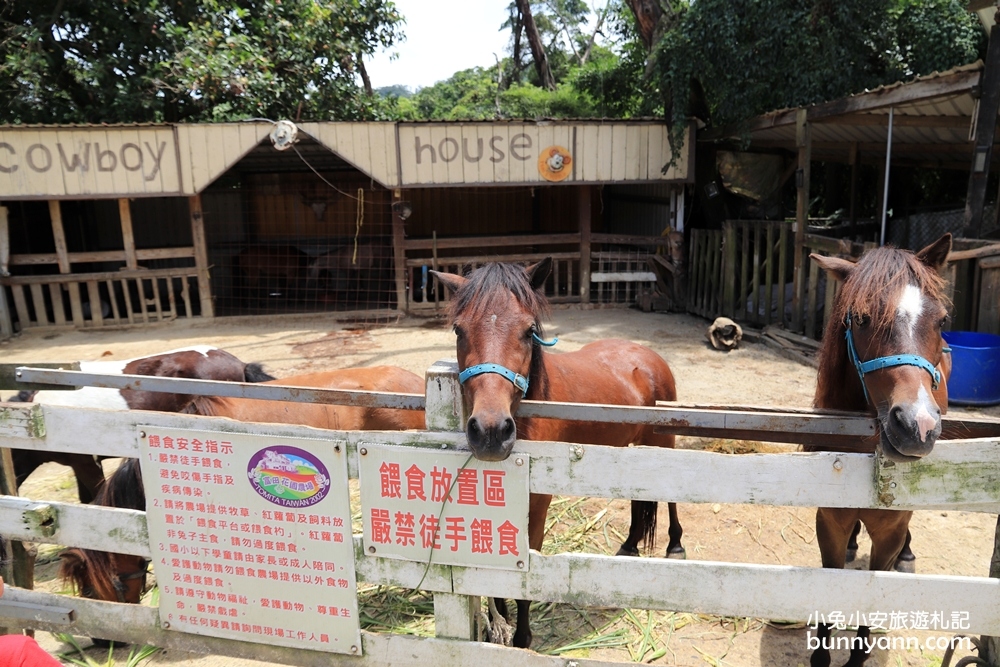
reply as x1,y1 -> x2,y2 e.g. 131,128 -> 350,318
358,443 -> 530,570
0,126 -> 180,197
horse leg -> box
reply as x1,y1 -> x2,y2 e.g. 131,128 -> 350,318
894,529 -> 915,573
846,521 -> 861,563
811,507 -> 858,667
837,510 -> 912,667
666,502 -> 685,558
632,428 -> 684,558
509,492 -> 552,649
616,500 -> 655,557
68,455 -> 106,504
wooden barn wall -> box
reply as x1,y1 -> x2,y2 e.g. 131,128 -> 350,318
603,184 -> 677,237
245,172 -> 391,241
403,186 -> 586,242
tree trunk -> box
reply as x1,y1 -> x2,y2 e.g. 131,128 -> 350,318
515,0 -> 556,91
625,0 -> 665,50
356,52 -> 373,97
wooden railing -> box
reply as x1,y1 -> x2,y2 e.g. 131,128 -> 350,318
2,267 -> 205,330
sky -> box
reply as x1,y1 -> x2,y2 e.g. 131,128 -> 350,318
364,0 -> 514,91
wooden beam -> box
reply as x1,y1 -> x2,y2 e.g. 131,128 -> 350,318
966,18 -> 1000,237
187,195 -> 214,318
792,109 -> 811,332
0,206 -> 11,339
579,186 -> 591,303
403,233 -> 580,251
392,190 -> 408,313
7,247 -> 196,266
815,113 -> 972,128
49,200 -> 85,327
118,198 -> 138,270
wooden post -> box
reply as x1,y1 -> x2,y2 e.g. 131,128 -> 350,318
579,186 -> 591,304
965,13 -> 1000,238
118,199 -> 138,270
791,109 -> 811,333
49,201 -> 84,327
187,195 -> 214,318
424,359 -> 479,641
392,190 -> 408,313
982,516 -> 1000,666
0,206 -> 12,339
0,445 -> 34,632
723,222 -> 736,318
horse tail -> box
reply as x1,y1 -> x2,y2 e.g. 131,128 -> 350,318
636,500 -> 658,555
244,363 -> 276,383
59,547 -> 119,602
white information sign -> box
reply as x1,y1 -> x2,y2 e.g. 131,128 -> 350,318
358,443 -> 529,570
138,427 -> 362,654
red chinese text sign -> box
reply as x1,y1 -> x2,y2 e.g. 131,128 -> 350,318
358,443 -> 529,570
138,427 -> 361,654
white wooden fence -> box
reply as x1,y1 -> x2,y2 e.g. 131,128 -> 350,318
0,361 -> 999,667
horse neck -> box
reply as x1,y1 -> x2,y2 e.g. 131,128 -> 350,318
815,321 -> 870,413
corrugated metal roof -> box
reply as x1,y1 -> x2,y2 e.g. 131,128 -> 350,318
701,62 -> 984,166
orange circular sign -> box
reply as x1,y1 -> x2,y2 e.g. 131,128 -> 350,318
538,145 -> 573,182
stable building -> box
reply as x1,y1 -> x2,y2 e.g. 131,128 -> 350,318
0,120 -> 693,337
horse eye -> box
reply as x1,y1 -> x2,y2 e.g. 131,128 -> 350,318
939,315 -> 950,329
453,326 -> 464,339
856,315 -> 870,328
525,326 -> 536,339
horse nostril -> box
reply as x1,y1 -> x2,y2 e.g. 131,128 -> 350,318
467,417 -> 484,444
501,417 -> 516,442
891,406 -> 906,426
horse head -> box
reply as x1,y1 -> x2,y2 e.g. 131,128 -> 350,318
431,259 -> 553,461
812,234 -> 952,461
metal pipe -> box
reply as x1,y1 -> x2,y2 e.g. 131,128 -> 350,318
880,107 -> 894,246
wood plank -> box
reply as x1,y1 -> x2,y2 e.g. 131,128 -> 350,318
0,496 -> 148,556
579,187 -> 591,303
120,278 -> 135,324
66,282 -> 85,327
950,243 -> 1000,262
105,279 -> 122,323
739,222 -> 749,321
805,253 -> 821,339
47,284 -> 66,325
590,272 -> 657,282
48,201 -> 70,274
404,233 -> 580,251
392,191 -> 408,312
792,110 -> 810,332
763,223 -> 776,326
778,223 -> 789,327
119,198 -> 138,269
165,276 -> 177,319
3,267 -> 199,285
180,274 -> 192,318
0,206 -> 10,339
28,284 -> 47,326
9,284 -> 31,329
878,440 -> 1000,509
137,277 -> 150,324
85,280 -> 103,326
611,124 -> 627,181
751,224 -> 761,323
188,195 -> 215,318
151,277 -> 165,321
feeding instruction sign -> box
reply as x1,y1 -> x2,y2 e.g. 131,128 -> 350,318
138,427 -> 361,654
358,443 -> 530,570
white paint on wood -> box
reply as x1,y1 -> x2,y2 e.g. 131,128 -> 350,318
590,271 -> 657,283
0,496 -> 148,556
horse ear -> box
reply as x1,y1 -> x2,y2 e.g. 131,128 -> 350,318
810,254 -> 855,282
526,257 -> 552,291
916,233 -> 952,272
428,270 -> 467,293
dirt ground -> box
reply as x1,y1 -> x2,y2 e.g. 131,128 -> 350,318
3,306 -> 997,667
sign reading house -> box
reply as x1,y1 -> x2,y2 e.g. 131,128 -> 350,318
0,127 -> 181,198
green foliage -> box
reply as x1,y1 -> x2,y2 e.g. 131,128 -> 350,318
0,0 -> 404,124
652,0 -> 985,160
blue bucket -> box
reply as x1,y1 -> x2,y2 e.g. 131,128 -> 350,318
942,331 -> 1000,406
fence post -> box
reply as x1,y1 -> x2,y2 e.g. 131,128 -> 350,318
723,222 -> 736,318
982,516 -> 1000,666
424,359 -> 479,641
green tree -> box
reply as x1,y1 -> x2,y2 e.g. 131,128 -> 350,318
0,0 -> 404,124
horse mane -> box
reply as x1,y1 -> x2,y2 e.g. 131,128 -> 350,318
244,363 -> 276,383
59,458 -> 144,599
448,262 -> 552,397
815,246 -> 948,411
449,263 -> 550,333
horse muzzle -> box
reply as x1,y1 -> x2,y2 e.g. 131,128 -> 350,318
879,402 -> 941,462
466,414 -> 516,462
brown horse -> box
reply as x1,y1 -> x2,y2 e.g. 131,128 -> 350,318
807,234 -> 952,667
7,347 -> 273,503
60,366 -> 425,617
431,258 -> 682,649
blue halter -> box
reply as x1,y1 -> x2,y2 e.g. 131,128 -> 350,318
458,332 -> 557,398
844,311 -> 946,404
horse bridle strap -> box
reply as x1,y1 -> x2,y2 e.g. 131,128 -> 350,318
458,333 -> 558,398
844,311 -> 943,403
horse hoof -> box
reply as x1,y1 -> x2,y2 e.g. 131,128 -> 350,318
512,629 -> 533,649
666,546 -> 687,560
616,545 -> 640,557
809,650 -> 831,667
894,558 -> 915,574
845,547 -> 858,563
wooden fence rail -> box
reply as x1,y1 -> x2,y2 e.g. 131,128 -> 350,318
1,366 -> 1000,665
2,267 -> 204,330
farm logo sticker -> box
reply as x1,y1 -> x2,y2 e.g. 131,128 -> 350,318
538,145 -> 572,182
247,446 -> 330,508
